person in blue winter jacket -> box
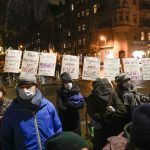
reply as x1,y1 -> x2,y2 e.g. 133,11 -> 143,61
0,75 -> 62,150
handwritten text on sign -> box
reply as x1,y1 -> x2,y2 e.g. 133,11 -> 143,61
142,58 -> 150,80
104,58 -> 120,81
21,51 -> 39,75
38,53 -> 56,76
123,58 -> 141,80
4,50 -> 22,73
61,55 -> 79,79
82,57 -> 100,81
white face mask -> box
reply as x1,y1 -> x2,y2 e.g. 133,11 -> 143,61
65,83 -> 73,90
18,88 -> 35,100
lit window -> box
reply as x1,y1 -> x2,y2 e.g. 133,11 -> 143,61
78,26 -> 81,31
68,31 -> 71,36
141,32 -> 145,41
86,9 -> 90,16
133,14 -> 137,23
148,33 -> 150,41
83,38 -> 86,45
64,44 -> 66,48
94,4 -> 97,13
78,40 -> 82,45
81,11 -> 85,16
82,24 -> 86,30
71,4 -> 74,11
78,13 -> 80,18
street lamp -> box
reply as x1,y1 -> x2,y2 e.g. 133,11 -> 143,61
100,36 -> 106,45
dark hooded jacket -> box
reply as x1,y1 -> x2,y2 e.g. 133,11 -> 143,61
86,78 -> 127,134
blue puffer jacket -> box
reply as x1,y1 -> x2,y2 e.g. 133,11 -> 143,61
0,94 -> 62,150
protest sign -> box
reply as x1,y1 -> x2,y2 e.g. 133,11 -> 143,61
21,51 -> 39,75
82,56 -> 100,81
4,49 -> 22,73
123,58 -> 141,80
38,53 -> 56,76
104,58 -> 120,81
61,55 -> 79,79
141,58 -> 150,80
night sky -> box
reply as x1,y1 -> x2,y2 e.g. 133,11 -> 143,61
49,0 -> 64,4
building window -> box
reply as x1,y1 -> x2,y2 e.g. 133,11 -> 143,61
133,14 -> 137,23
78,39 -> 82,45
82,24 -> 86,30
86,9 -> 90,16
71,4 -> 74,11
78,26 -> 81,31
119,12 -> 123,21
148,33 -> 150,41
141,32 -> 145,41
81,11 -> 85,16
78,13 -> 80,18
68,31 -> 71,36
133,33 -> 137,40
94,4 -> 97,13
126,12 -> 129,21
64,44 -> 66,49
83,38 -> 86,45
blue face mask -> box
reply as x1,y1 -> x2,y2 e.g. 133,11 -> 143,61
18,88 -> 35,100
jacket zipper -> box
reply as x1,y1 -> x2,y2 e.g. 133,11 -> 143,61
33,112 -> 43,150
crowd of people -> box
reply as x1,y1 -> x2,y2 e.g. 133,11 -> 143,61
0,72 -> 150,150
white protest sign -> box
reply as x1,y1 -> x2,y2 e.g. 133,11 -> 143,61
21,51 -> 39,75
38,53 -> 56,76
82,57 -> 100,81
104,58 -> 120,81
4,49 -> 22,73
61,55 -> 79,79
123,58 -> 141,80
142,58 -> 150,80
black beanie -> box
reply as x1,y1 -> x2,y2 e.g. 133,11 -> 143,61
60,72 -> 72,83
131,104 -> 150,149
45,132 -> 87,150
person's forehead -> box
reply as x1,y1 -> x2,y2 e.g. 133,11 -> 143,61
19,84 -> 36,88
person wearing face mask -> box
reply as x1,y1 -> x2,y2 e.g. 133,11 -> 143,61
0,85 -> 12,125
57,72 -> 84,135
0,75 -> 62,150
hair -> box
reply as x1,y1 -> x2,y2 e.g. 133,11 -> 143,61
0,85 -> 7,96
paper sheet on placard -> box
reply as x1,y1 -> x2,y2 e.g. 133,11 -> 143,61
61,55 -> 79,79
21,51 -> 39,75
4,49 -> 22,73
142,58 -> 150,80
104,58 -> 120,81
123,58 -> 141,80
38,53 -> 56,76
82,57 -> 100,81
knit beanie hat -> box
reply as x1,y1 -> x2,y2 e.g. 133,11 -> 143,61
60,72 -> 72,83
45,132 -> 88,150
115,73 -> 131,85
131,104 -> 150,149
17,74 -> 37,86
